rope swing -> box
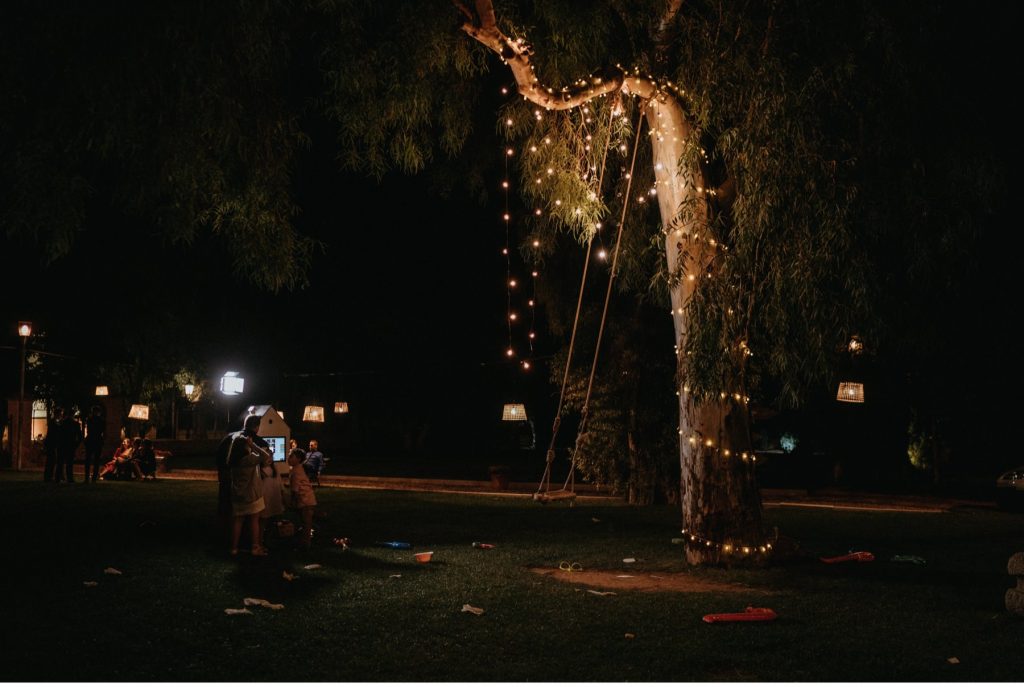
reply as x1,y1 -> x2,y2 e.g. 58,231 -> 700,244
534,100 -> 647,504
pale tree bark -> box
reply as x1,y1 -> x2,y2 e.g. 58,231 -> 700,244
459,0 -> 766,564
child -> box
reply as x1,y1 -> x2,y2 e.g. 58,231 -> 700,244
258,460 -> 285,549
287,448 -> 317,549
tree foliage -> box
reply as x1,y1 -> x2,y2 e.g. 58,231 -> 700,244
0,0 -> 317,291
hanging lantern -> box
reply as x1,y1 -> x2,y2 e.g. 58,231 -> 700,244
303,405 -> 325,423
502,403 -> 527,421
128,404 -> 150,420
95,386 -> 109,396
836,382 -> 865,403
334,402 -> 349,414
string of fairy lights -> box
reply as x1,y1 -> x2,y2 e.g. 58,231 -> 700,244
679,527 -> 774,556
500,137 -> 539,371
493,61 -> 862,557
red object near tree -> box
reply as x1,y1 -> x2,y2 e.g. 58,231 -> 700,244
820,551 -> 875,564
702,607 -> 778,623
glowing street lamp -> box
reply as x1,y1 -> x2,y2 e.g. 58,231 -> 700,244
219,371 -> 244,396
303,405 -> 325,423
95,386 -> 109,396
15,321 -> 31,471
218,372 -> 246,429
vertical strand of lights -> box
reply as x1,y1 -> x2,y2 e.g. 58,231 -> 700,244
503,144 -> 515,361
526,250 -> 536,368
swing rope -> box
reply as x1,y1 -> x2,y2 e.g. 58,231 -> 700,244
535,101 -> 647,502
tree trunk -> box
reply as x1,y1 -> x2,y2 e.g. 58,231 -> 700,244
642,96 -> 766,564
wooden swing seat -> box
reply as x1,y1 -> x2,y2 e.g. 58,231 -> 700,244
533,489 -> 577,503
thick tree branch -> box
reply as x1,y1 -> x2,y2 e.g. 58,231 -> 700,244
457,0 -> 633,109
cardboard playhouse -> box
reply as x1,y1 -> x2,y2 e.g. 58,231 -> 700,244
239,405 -> 292,473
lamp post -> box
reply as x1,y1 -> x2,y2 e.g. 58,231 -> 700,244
15,321 -> 32,471
219,372 -> 244,429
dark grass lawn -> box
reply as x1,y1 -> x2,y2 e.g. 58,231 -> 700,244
1,472 -> 1021,682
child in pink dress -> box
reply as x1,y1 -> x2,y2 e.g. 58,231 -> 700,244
287,448 -> 317,549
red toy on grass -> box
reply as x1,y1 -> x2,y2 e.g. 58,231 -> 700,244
819,551 -> 875,564
702,607 -> 778,623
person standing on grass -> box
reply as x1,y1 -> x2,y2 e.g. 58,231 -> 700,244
216,416 -> 263,546
303,439 -> 325,482
52,407 -> 81,483
219,414 -> 273,555
42,410 -> 59,482
287,448 -> 317,549
83,405 -> 105,482
258,459 -> 285,550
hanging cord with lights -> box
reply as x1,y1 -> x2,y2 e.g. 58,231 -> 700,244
534,101 -> 646,503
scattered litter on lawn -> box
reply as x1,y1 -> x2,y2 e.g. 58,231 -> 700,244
461,604 -> 485,616
820,551 -> 874,564
103,567 -> 122,575
624,633 -> 636,639
890,554 -> 926,565
376,541 -> 411,549
559,561 -> 583,573
702,607 -> 777,623
303,563 -> 322,570
587,590 -> 617,597
389,574 -> 402,579
947,657 -> 960,665
282,571 -> 298,582
83,581 -> 98,588
591,517 -> 602,523
224,608 -> 252,616
622,558 -> 636,563
472,542 -> 495,549
333,537 -> 350,549
244,598 -> 284,610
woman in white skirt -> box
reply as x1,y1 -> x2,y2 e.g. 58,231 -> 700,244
229,434 -> 273,556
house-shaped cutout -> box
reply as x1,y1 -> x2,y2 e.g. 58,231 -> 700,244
240,405 -> 292,473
